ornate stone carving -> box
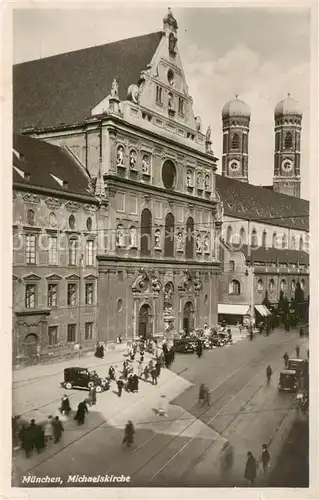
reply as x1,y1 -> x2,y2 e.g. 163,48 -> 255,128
127,84 -> 140,104
129,226 -> 137,248
195,116 -> 202,132
197,172 -> 203,190
186,170 -> 193,188
116,224 -> 125,247
116,145 -> 125,167
142,154 -> 150,174
65,201 -> 80,212
194,278 -> 202,292
132,269 -> 149,293
176,231 -> 184,252
196,233 -> 203,253
204,174 -> 210,191
151,275 -> 162,293
111,79 -> 119,98
83,204 -> 98,214
154,229 -> 161,249
203,234 -> 210,253
129,150 -> 137,170
164,282 -> 174,305
23,193 -> 41,204
168,33 -> 177,56
178,271 -> 192,292
215,201 -> 224,223
206,126 -> 211,142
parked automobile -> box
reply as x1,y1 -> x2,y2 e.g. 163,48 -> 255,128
60,367 -> 110,392
287,358 -> 306,379
173,338 -> 195,353
278,370 -> 299,393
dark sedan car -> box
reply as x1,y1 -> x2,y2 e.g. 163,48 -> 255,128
60,367 -> 109,392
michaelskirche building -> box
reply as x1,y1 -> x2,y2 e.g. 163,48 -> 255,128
216,95 -> 309,326
13,10 -> 223,364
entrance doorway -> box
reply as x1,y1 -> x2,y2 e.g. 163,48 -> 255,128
138,304 -> 153,339
23,333 -> 39,364
183,301 -> 194,334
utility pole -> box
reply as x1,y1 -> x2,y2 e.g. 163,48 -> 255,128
78,253 -> 84,350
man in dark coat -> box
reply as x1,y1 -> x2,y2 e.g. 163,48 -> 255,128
109,366 -> 115,381
151,367 -> 158,385
61,395 -> 71,416
132,374 -> 139,393
261,444 -> 270,473
244,451 -> 257,485
283,352 -> 289,368
52,416 -> 64,444
155,360 -> 161,378
117,379 -> 124,397
122,420 -> 135,447
196,340 -> 203,358
74,400 -> 88,425
19,425 -> 33,458
31,420 -> 45,454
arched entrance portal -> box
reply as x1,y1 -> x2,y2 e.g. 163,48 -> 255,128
23,333 -> 39,363
138,304 -> 153,340
183,301 -> 194,334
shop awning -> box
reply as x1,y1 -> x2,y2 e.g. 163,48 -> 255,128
255,305 -> 272,317
218,304 -> 250,315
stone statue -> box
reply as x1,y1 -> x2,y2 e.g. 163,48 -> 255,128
195,116 -> 202,132
117,146 -> 124,167
111,79 -> 119,98
129,150 -> 137,170
116,224 -> 125,247
194,278 -> 202,292
127,84 -> 140,104
197,172 -> 202,188
142,155 -> 149,173
204,174 -> 210,191
186,170 -> 193,188
168,92 -> 173,109
203,234 -> 209,253
152,276 -> 162,293
196,233 -> 202,253
129,226 -> 137,247
154,229 -> 161,248
164,283 -> 173,304
206,126 -> 211,142
216,201 -> 224,222
176,231 -> 184,251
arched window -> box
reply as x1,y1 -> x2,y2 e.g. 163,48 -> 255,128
251,229 -> 258,248
229,260 -> 235,271
299,236 -> 304,251
226,226 -> 233,244
291,280 -> 296,293
262,230 -> 267,248
269,279 -> 275,294
282,234 -> 287,249
185,217 -> 194,260
240,227 -> 246,245
86,217 -> 92,231
231,133 -> 240,150
69,214 -> 76,230
229,279 -> 240,295
272,232 -> 277,248
27,209 -> 35,226
140,208 -> 152,256
280,279 -> 286,291
257,279 -> 264,293
164,213 -> 175,257
300,279 -> 305,290
284,131 -> 293,149
291,235 -> 296,250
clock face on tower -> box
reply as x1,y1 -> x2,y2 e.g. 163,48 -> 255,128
229,160 -> 240,172
282,159 -> 293,172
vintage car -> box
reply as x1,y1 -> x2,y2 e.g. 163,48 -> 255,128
60,367 -> 110,392
287,358 -> 305,379
173,338 -> 195,353
278,369 -> 299,392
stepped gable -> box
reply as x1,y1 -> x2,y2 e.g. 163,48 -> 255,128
215,174 -> 309,231
13,31 -> 162,132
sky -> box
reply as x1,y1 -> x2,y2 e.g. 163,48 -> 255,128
13,5 -> 312,199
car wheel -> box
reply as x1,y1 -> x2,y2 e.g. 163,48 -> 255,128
65,382 -> 72,390
95,385 -> 102,393
88,382 -> 94,388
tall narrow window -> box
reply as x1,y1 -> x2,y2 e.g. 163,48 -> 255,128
156,86 -> 163,104
240,227 -> 246,245
178,98 -> 184,114
291,235 -> 296,250
85,322 -> 94,340
231,133 -> 240,150
86,240 -> 94,266
299,236 -> 304,251
251,229 -> 258,248
284,131 -> 293,149
48,326 -> 58,346
229,280 -> 240,295
164,213 -> 175,257
26,209 -> 35,226
280,279 -> 286,291
48,236 -> 58,265
282,234 -> 287,249
226,226 -> 233,244
85,282 -> 94,305
25,284 -> 36,308
67,283 -> 77,306
69,239 -> 77,265
185,217 -> 194,260
48,283 -> 58,308
272,232 -> 277,248
25,234 -> 36,264
262,231 -> 267,248
229,260 -> 235,271
140,208 -> 152,256
275,132 -> 280,151
67,324 -> 76,343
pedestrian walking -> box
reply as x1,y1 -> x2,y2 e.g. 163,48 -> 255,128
52,416 -> 64,444
19,425 -> 32,457
244,451 -> 257,486
117,379 -> 124,397
260,444 -> 270,473
296,345 -> 300,358
109,365 -> 115,381
299,327 -> 304,338
122,420 -> 135,447
220,442 -> 234,474
155,359 -> 161,378
151,367 -> 158,385
88,386 -> 97,406
61,394 -> 71,416
157,395 -> 168,417
266,365 -> 272,384
74,400 -> 88,425
204,385 -> 211,405
196,340 -> 203,358
44,416 -> 53,443
32,421 -> 45,454
198,383 -> 205,405
283,352 -> 289,368
133,374 -> 139,393
144,365 -> 150,381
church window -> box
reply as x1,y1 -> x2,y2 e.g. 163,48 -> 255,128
251,229 -> 258,248
69,214 -> 76,230
229,260 -> 235,271
282,234 -> 287,249
262,231 -> 267,248
140,209 -> 152,256
164,213 -> 175,258
185,217 -> 194,259
156,86 -> 163,104
257,279 -> 264,293
272,232 -> 277,248
231,133 -> 240,150
269,279 -> 275,294
226,226 -> 233,244
229,280 -> 240,295
178,98 -> 184,115
291,236 -> 296,250
284,132 -> 293,149
299,236 -> 304,251
240,227 -> 246,245
26,209 -> 35,226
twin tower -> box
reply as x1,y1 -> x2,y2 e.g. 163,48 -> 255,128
221,94 -> 302,198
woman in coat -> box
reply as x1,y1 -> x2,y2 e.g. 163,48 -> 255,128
74,400 -> 88,425
52,416 -> 64,444
122,420 -> 135,447
61,395 -> 71,416
244,451 -> 257,485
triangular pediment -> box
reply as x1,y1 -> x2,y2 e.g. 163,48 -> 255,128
23,273 -> 41,281
84,274 -> 97,280
65,273 -> 80,281
45,273 -> 63,281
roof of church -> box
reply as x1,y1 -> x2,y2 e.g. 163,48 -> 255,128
240,245 -> 309,265
13,133 -> 95,200
215,175 -> 309,231
13,31 -> 163,132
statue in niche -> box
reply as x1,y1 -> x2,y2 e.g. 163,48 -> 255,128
186,170 -> 193,188
142,155 -> 149,173
204,174 -> 210,191
169,33 -> 177,55
152,276 -> 162,293
176,231 -> 184,251
129,226 -> 137,247
111,79 -> 119,98
216,201 -> 224,222
203,234 -> 209,253
195,116 -> 202,133
168,92 -> 173,109
116,224 -> 125,247
194,278 -> 202,292
154,229 -> 161,248
197,172 -> 203,189
196,233 -> 202,253
129,150 -> 137,170
116,146 -> 124,167
164,283 -> 173,305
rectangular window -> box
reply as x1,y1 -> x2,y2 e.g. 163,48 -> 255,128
156,86 -> 163,104
67,324 -> 76,343
48,283 -> 58,308
48,326 -> 58,346
86,240 -> 94,266
25,284 -> 36,308
68,239 -> 77,265
85,282 -> 94,305
85,322 -> 93,340
48,236 -> 58,265
178,98 -> 184,114
25,234 -> 36,264
67,283 -> 77,306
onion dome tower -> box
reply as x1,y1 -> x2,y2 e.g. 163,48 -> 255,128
221,95 -> 251,183
273,93 -> 302,198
